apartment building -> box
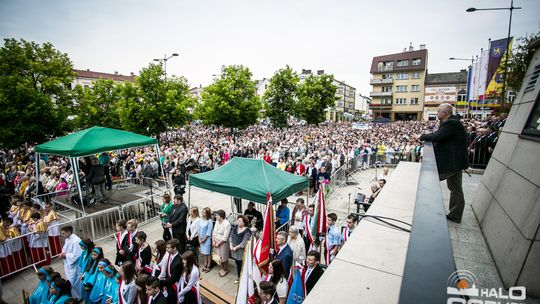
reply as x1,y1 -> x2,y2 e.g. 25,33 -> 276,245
369,45 -> 428,121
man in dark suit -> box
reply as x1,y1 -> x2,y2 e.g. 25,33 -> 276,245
158,239 -> 183,304
275,231 -> 293,278
304,250 -> 324,295
417,103 -> 469,223
166,195 -> 188,253
146,276 -> 167,304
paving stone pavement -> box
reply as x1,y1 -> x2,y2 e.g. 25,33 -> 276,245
441,173 -> 540,304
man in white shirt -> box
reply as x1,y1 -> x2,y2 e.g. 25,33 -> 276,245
59,226 -> 82,300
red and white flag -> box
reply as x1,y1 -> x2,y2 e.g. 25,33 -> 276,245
253,192 -> 275,275
236,239 -> 257,304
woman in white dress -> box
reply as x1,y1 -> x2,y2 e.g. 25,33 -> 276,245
287,226 -> 306,263
177,250 -> 200,304
186,207 -> 201,255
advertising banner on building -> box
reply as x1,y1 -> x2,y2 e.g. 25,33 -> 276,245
424,86 -> 457,103
485,37 -> 513,98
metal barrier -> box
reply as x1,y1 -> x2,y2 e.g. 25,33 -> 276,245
0,231 -> 49,278
398,142 -> 456,303
1,192 -> 165,279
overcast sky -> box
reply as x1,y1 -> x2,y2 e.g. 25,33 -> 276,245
1,0 -> 539,94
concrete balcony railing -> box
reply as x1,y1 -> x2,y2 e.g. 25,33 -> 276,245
369,91 -> 393,97
377,66 -> 394,72
304,143 -> 455,304
370,78 -> 394,85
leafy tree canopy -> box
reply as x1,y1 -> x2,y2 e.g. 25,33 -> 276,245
196,65 -> 261,129
263,65 -> 299,128
73,79 -> 122,129
295,74 -> 337,125
0,38 -> 74,148
117,63 -> 193,136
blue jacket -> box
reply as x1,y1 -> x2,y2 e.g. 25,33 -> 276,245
277,244 -> 294,278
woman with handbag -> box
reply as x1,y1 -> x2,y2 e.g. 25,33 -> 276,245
212,209 -> 231,277
159,193 -> 173,242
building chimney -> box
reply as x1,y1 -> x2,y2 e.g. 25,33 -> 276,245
403,48 -> 407,52
130,72 -> 134,76
419,44 -> 426,50
317,70 -> 324,75
86,69 -> 90,71
409,42 -> 414,51
114,71 -> 118,75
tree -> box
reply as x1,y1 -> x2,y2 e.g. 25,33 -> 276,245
195,65 -> 261,129
295,74 -> 337,125
263,65 -> 299,128
117,64 -> 193,136
0,38 -> 74,148
73,79 -> 122,129
505,31 -> 540,94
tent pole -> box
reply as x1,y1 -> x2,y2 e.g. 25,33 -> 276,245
73,157 -> 86,216
35,153 -> 40,198
187,184 -> 191,210
230,196 -> 235,218
155,143 -> 167,189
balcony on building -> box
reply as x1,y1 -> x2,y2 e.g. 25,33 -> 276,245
376,65 -> 394,72
369,91 -> 393,97
370,78 -> 394,85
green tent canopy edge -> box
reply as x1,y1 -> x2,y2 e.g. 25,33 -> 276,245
189,157 -> 308,204
35,126 -> 158,157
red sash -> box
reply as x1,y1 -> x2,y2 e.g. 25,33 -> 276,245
118,279 -> 124,304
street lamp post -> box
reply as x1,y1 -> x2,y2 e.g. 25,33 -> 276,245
466,1 -> 521,105
153,53 -> 179,80
449,56 -> 475,118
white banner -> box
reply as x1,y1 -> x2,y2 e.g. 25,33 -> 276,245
424,86 -> 457,102
352,123 -> 371,130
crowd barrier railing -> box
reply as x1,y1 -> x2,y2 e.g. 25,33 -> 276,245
1,193 -> 165,279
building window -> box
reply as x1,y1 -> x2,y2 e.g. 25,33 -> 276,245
397,60 -> 409,67
410,98 -> 419,105
411,85 -> 420,92
395,98 -> 407,105
382,74 -> 392,80
396,85 -> 408,92
412,58 -> 421,66
382,86 -> 392,92
412,72 -> 420,79
522,93 -> 540,137
382,98 -> 392,105
458,90 -> 467,101
337,100 -> 344,107
396,73 -> 409,80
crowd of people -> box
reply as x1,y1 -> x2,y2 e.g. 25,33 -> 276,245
0,113 -> 507,303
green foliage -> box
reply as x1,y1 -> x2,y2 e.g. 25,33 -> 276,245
117,64 -> 193,136
73,79 -> 122,129
295,74 -> 337,125
0,38 -> 74,148
263,65 -> 299,128
195,65 -> 261,129
505,31 -> 540,94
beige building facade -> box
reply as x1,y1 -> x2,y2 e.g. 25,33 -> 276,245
369,45 -> 427,121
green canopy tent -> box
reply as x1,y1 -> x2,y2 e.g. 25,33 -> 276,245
34,126 -> 161,215
189,157 -> 308,212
